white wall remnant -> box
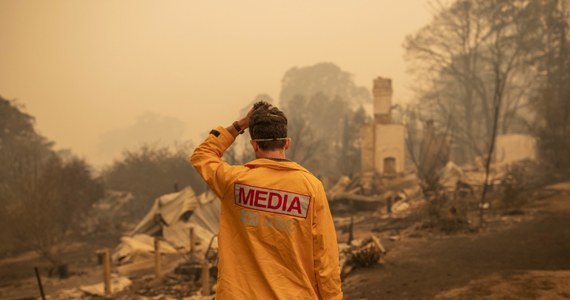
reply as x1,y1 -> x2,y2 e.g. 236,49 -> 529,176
360,123 -> 375,172
374,124 -> 406,174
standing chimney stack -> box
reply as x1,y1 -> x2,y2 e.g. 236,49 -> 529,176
373,77 -> 393,124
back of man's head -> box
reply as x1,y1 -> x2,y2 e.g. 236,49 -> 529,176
249,101 -> 288,151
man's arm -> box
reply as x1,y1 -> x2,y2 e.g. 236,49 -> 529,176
312,183 -> 343,300
190,111 -> 252,197
190,126 -> 236,197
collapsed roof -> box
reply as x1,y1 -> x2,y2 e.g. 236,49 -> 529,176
114,187 -> 219,266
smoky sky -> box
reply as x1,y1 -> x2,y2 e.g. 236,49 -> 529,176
0,1 -> 431,167
97,112 -> 186,163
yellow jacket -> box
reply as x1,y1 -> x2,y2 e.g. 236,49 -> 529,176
190,126 -> 343,300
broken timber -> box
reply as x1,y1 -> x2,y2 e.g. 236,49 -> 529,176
330,176 -> 418,210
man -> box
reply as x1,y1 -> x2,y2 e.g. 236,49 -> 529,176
190,101 -> 343,299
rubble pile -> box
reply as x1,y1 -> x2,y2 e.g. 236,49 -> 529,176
48,275 -> 132,299
339,236 -> 387,279
132,274 -> 200,298
328,172 -> 423,213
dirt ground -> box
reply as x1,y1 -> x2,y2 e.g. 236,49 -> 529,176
0,236 -> 119,300
2,187 -> 570,299
342,191 -> 570,300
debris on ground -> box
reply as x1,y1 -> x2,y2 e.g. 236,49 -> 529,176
339,236 -> 387,279
131,273 -> 201,298
47,275 -> 132,299
80,275 -> 132,296
328,171 -> 424,214
545,181 -> 570,193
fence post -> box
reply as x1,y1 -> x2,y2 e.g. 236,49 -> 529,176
34,267 -> 46,300
201,261 -> 210,296
154,238 -> 162,281
102,249 -> 111,296
189,227 -> 195,254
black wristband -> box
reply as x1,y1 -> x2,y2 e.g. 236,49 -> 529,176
232,121 -> 245,134
209,129 -> 221,137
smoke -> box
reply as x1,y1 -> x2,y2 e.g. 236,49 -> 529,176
97,112 -> 186,163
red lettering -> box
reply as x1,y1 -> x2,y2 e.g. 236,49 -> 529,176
254,190 -> 268,207
287,196 -> 302,215
268,192 -> 282,209
235,184 -> 309,218
282,194 -> 288,211
239,187 -> 255,205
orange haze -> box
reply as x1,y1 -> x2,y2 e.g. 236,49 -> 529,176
0,0 -> 430,167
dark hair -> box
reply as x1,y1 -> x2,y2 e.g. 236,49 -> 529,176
249,101 -> 288,151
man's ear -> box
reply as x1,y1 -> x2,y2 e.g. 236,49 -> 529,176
284,138 -> 291,150
250,140 -> 259,152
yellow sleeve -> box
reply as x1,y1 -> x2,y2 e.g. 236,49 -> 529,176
312,182 -> 343,300
190,126 -> 239,198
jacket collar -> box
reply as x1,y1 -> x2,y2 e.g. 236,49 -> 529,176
244,158 -> 311,173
